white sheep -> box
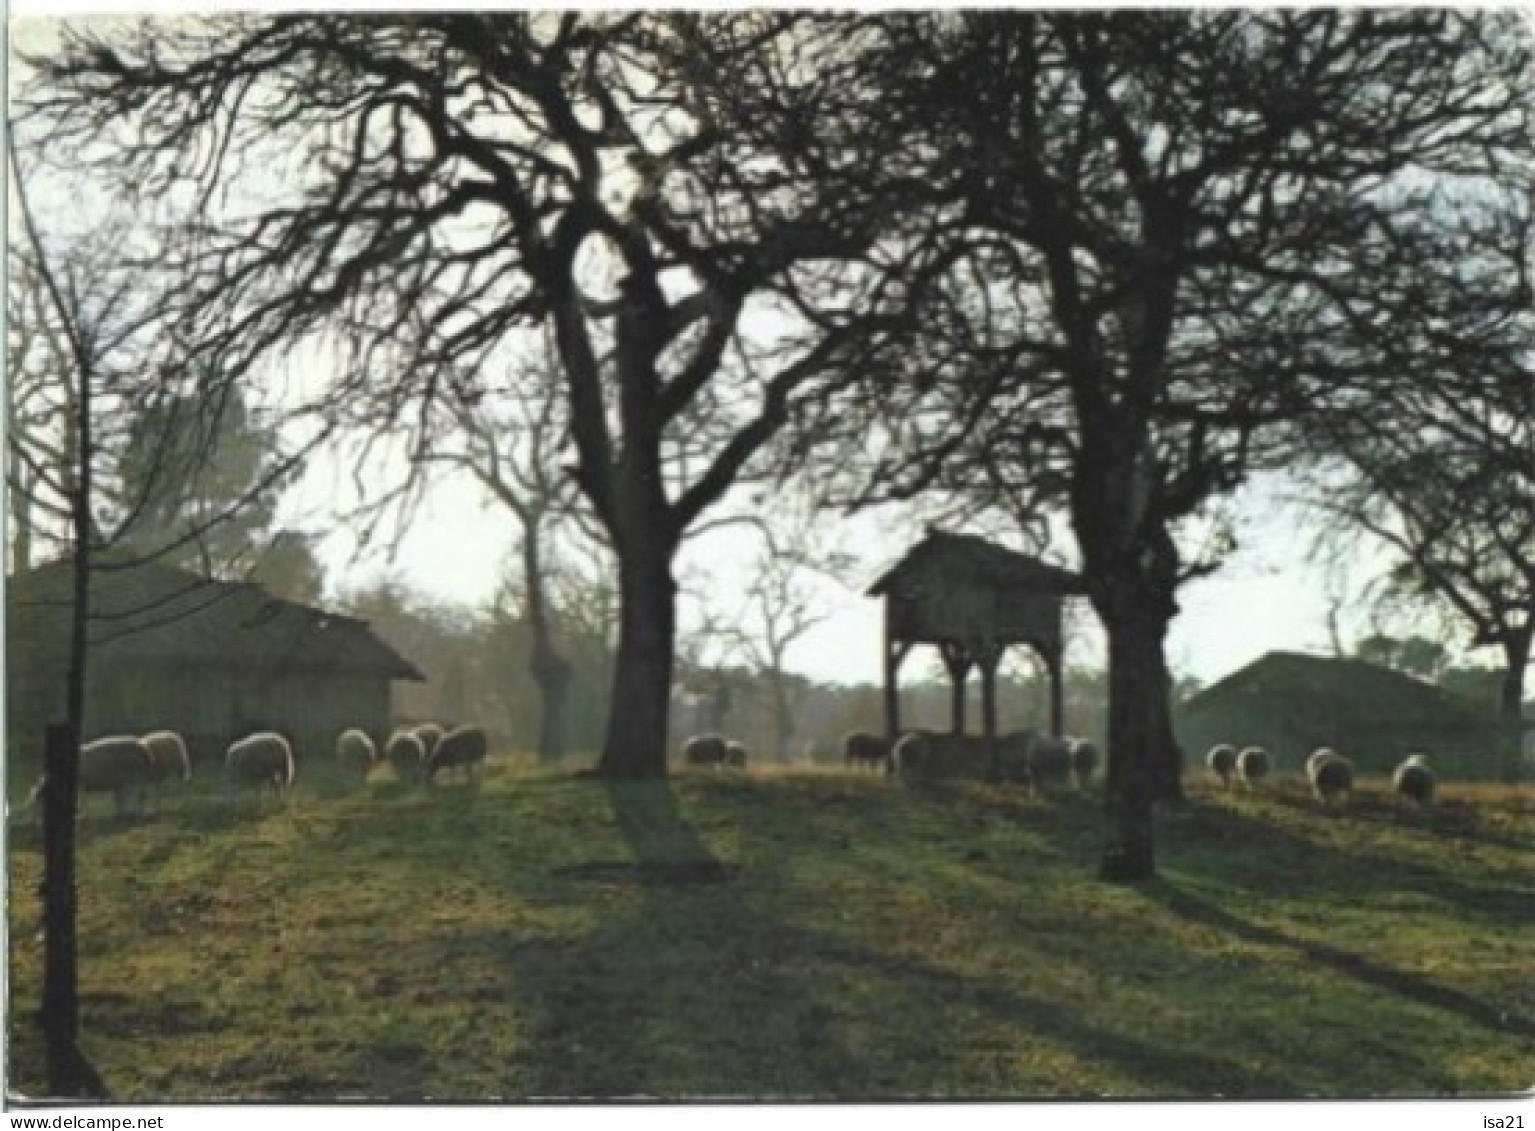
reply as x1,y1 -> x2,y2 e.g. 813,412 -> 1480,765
1206,744 -> 1238,789
889,730 -> 932,778
683,733 -> 728,769
1236,746 -> 1270,789
225,731 -> 295,806
1026,734 -> 1073,791
411,722 -> 446,760
982,730 -> 1033,784
384,729 -> 427,784
140,730 -> 192,810
893,730 -> 1038,785
28,735 -> 156,818
425,725 -> 488,784
1068,739 -> 1099,790
335,728 -> 378,783
1392,753 -> 1437,806
1307,749 -> 1354,807
1305,747 -> 1338,784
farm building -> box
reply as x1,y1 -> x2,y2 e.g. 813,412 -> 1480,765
1175,651 -> 1509,780
868,529 -> 1082,744
6,558 -> 423,769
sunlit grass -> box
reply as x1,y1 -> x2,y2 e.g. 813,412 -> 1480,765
6,759 -> 1532,1100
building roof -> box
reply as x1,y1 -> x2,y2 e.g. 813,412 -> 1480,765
8,558 -> 424,681
1175,650 -> 1504,773
867,530 -> 1083,597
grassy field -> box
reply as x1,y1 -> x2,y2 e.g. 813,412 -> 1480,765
5,758 -> 1533,1101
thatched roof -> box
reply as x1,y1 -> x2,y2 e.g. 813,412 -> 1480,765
8,559 -> 424,681
867,530 -> 1082,597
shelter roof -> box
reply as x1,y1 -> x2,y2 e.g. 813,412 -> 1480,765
867,530 -> 1082,598
8,558 -> 424,681
1179,650 -> 1492,736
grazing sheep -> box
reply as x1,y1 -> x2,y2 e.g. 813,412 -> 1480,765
425,725 -> 489,783
1236,745 -> 1270,789
890,730 -> 931,777
1305,747 -> 1339,784
990,730 -> 1036,784
385,729 -> 427,784
1393,753 -> 1437,806
1206,744 -> 1238,789
29,735 -> 156,817
1308,750 -> 1355,806
724,740 -> 749,769
1068,739 -> 1099,790
683,733 -> 728,769
896,730 -> 1040,784
140,729 -> 191,805
842,730 -> 890,772
225,731 -> 295,804
1026,734 -> 1073,791
335,728 -> 378,782
411,722 -> 446,759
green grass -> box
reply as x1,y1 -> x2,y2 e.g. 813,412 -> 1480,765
6,759 -> 1533,1100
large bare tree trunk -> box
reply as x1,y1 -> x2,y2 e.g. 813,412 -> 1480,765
597,540 -> 677,779
1498,630 -> 1530,782
1097,599 -> 1174,883
1075,438 -> 1184,882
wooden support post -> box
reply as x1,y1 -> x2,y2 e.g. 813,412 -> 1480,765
1048,647 -> 1064,738
939,641 -> 973,736
977,642 -> 1003,778
884,632 -> 909,747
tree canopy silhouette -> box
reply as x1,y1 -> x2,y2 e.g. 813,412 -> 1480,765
803,10 -> 1531,878
20,13 -> 943,778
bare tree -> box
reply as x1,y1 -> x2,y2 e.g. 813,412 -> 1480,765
712,499 -> 848,763
811,11 -> 1530,879
424,338 -> 587,763
19,14 -> 940,778
1302,193 -> 1535,773
8,142 -> 160,1099
7,135 -> 335,1095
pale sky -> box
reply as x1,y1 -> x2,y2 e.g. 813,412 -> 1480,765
294,450 -> 1396,690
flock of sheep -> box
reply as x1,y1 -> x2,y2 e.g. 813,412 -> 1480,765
843,728 -> 1099,792
681,733 -> 750,769
345,722 -> 489,787
24,720 -> 489,817
682,726 -> 1441,812
1204,742 -> 1439,806
26,719 -> 1445,818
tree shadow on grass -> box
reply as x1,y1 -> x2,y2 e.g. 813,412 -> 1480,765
756,927 -> 1306,1098
1155,799 -> 1535,928
965,782 -> 1535,930
475,777 -> 865,1098
480,778 -> 1328,1099
1143,878 -> 1535,1042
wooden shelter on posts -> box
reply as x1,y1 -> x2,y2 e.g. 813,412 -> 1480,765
868,530 -> 1082,747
